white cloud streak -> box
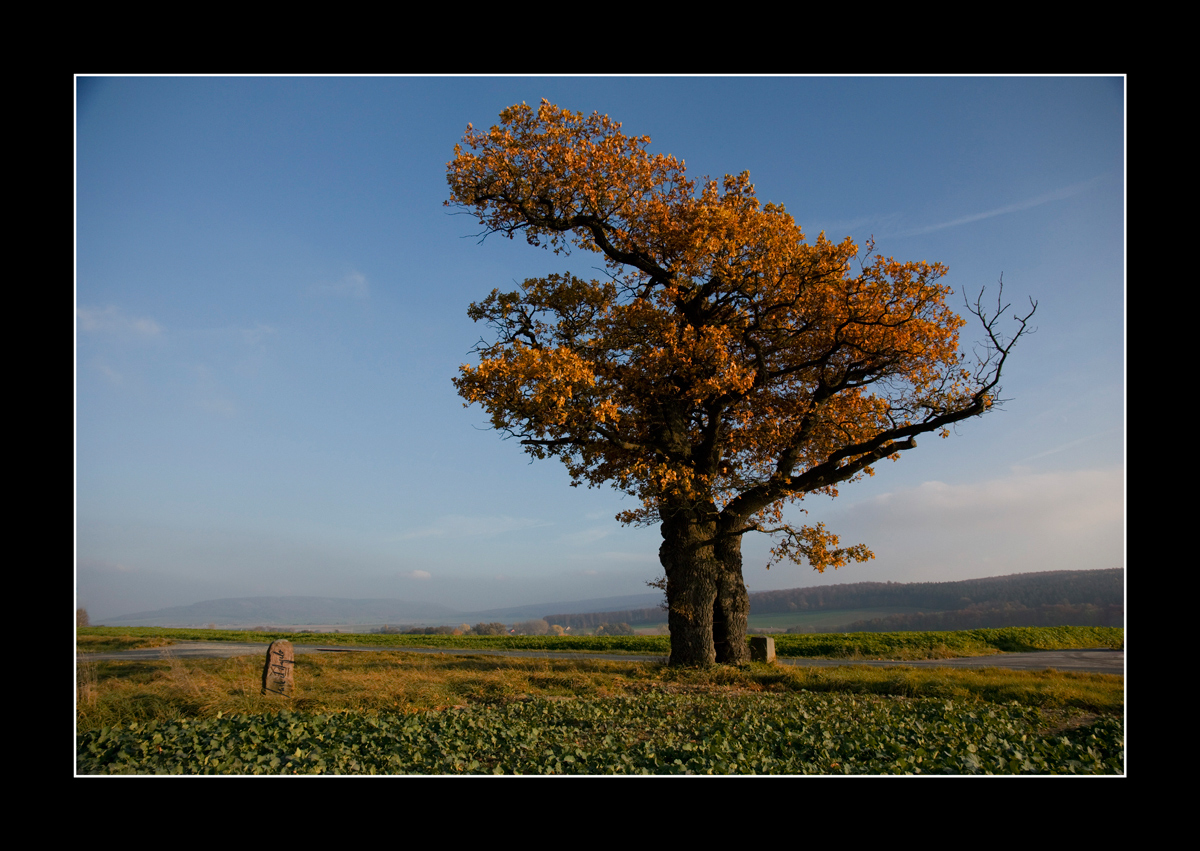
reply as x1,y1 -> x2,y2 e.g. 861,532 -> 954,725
310,271 -> 369,300
1014,430 -> 1117,464
240,323 -> 276,346
77,306 -> 163,339
899,175 -> 1106,237
812,468 -> 1125,581
855,468 -> 1122,534
567,551 -> 657,563
397,514 -> 552,540
91,361 -> 124,385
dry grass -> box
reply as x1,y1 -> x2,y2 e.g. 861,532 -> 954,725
75,649 -> 1124,734
76,634 -> 174,654
75,651 -> 655,731
76,656 -> 99,709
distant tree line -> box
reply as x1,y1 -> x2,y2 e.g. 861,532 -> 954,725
362,570 -> 1124,638
544,608 -> 664,630
543,570 -> 1122,630
752,569 -> 1123,615
369,620 -> 565,636
372,623 -> 506,635
596,622 -> 635,636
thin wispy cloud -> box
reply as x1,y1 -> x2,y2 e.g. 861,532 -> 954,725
77,306 -> 163,339
310,271 -> 369,300
899,175 -> 1106,237
240,323 -> 277,346
849,468 -> 1122,536
196,397 -> 237,417
559,527 -> 613,546
397,514 -> 552,540
401,570 -> 432,580
91,361 -> 124,385
814,212 -> 907,242
192,365 -> 237,417
1015,430 -> 1116,464
783,467 -> 1126,583
567,551 -> 657,563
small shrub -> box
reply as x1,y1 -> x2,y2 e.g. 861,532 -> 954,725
597,622 -> 634,636
515,619 -> 550,636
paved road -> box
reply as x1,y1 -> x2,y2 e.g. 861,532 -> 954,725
78,641 -> 1124,674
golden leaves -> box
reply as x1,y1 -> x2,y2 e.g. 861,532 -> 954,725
446,100 -> 692,268
765,522 -> 875,573
448,102 -> 986,565
456,344 -> 599,436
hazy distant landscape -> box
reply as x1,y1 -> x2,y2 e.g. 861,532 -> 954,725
78,566 -> 1124,774
94,568 -> 1122,635
76,617 -> 1125,774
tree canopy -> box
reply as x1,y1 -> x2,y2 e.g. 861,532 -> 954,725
447,101 -> 1034,666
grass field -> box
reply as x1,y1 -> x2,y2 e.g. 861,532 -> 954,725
76,626 -> 1124,775
746,608 -> 934,632
76,624 -> 1123,658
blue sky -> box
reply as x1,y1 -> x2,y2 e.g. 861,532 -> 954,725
75,76 -> 1125,621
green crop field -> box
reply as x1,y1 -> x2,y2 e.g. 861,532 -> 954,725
76,626 -> 1123,775
747,608 -> 931,632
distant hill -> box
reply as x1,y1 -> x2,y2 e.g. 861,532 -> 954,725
102,597 -> 462,628
544,607 -> 666,630
545,568 -> 1124,631
835,602 -> 1123,632
99,569 -> 1122,631
750,568 -> 1123,615
101,592 -> 664,628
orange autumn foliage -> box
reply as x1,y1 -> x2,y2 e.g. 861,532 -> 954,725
448,100 -> 1033,573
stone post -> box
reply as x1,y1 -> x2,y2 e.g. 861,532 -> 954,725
261,639 -> 295,697
748,635 -> 775,663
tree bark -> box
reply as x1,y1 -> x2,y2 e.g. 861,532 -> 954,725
659,509 -> 751,666
659,507 -> 720,667
713,531 -> 750,664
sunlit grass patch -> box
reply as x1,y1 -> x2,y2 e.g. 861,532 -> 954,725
76,633 -> 175,654
77,648 -> 1122,734
76,651 -> 650,731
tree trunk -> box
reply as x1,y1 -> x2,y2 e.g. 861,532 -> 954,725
713,532 -> 750,664
659,508 -> 720,667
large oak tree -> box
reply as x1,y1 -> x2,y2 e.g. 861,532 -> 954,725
447,101 -> 1035,666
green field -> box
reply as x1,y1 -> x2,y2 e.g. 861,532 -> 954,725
747,608 -> 932,632
76,626 -> 1123,775
76,624 -> 1123,658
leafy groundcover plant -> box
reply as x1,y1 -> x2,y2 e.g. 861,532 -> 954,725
78,691 -> 1122,775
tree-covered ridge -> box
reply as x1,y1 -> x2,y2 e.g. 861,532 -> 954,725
750,568 -> 1123,614
833,603 -> 1122,633
544,569 -> 1123,629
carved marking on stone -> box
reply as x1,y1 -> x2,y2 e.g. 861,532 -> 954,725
261,639 -> 295,697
